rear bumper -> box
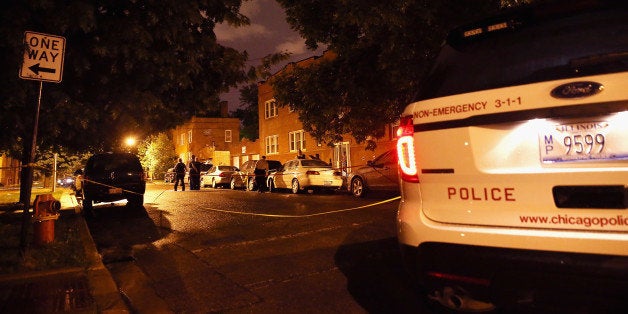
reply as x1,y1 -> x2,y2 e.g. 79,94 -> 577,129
398,186 -> 628,310
301,177 -> 344,189
400,242 -> 628,310
83,182 -> 146,202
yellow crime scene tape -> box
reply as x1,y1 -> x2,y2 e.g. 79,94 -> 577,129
199,196 -> 401,218
80,162 -> 400,218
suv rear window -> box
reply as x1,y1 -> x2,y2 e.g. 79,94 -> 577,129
86,153 -> 143,173
419,4 -> 628,100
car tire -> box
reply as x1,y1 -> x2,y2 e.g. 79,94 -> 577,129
247,178 -> 256,191
230,178 -> 237,190
82,197 -> 94,217
351,177 -> 366,198
127,193 -> 144,207
291,179 -> 301,194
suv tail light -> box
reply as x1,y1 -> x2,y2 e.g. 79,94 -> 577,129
397,115 -> 419,183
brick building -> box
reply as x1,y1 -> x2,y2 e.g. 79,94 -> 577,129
172,114 -> 241,166
257,51 -> 397,174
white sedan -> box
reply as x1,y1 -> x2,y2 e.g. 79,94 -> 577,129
267,159 -> 343,194
201,165 -> 239,188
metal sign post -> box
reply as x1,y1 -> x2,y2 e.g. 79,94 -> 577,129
18,31 -> 65,253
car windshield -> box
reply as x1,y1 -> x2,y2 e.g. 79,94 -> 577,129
418,7 -> 628,100
301,160 -> 330,167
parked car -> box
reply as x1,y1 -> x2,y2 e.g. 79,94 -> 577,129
268,159 -> 343,194
82,152 -> 146,214
56,176 -> 75,187
230,159 -> 282,191
164,168 -> 175,183
185,162 -> 212,186
347,149 -> 399,198
201,165 -> 239,188
397,2 -> 628,312
229,159 -> 281,191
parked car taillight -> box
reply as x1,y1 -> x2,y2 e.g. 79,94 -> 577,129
397,115 -> 419,183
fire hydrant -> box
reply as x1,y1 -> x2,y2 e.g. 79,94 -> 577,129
32,194 -> 61,246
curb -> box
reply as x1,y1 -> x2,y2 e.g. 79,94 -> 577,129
63,193 -> 131,313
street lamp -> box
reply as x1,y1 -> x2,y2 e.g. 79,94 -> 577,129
124,136 -> 137,147
124,136 -> 137,153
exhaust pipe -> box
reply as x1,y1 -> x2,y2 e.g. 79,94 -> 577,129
428,286 -> 495,312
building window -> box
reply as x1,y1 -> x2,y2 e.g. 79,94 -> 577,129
289,130 -> 305,152
225,130 -> 232,142
180,133 -> 185,146
188,130 -> 192,144
265,135 -> 278,155
265,99 -> 278,119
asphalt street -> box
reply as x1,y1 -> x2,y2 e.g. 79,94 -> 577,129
86,183 -> 429,313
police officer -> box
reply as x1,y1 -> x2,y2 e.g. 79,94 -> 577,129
174,158 -> 187,191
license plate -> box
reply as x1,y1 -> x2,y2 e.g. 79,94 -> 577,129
539,120 -> 628,162
109,188 -> 123,194
324,181 -> 332,186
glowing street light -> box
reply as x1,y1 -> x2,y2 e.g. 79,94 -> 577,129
124,136 -> 137,147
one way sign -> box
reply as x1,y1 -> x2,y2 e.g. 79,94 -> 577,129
19,31 -> 66,83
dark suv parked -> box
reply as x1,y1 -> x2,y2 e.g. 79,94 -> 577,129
82,152 -> 146,213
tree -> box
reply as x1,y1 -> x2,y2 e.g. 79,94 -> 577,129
1,0 -> 252,155
274,0 -> 502,148
137,132 -> 176,180
33,147 -> 89,187
233,83 -> 260,140
233,52 -> 291,141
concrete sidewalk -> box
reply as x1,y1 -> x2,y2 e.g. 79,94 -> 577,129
0,192 -> 129,313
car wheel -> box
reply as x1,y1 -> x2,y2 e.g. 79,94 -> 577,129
247,178 -> 256,191
212,179 -> 217,189
128,194 -> 144,207
82,197 -> 94,217
230,178 -> 237,190
351,177 -> 366,198
291,179 -> 301,194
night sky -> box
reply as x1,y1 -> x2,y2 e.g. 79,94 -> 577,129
215,0 -> 326,111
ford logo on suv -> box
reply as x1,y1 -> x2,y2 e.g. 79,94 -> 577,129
550,81 -> 603,99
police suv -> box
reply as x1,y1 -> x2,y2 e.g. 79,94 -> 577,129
396,1 -> 627,312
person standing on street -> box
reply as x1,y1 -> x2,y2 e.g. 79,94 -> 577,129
188,155 -> 202,190
254,156 -> 269,193
174,158 -> 187,191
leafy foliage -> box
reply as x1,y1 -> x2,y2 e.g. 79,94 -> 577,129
233,52 -> 292,141
137,132 -> 176,179
1,0 -> 251,155
274,0 -> 502,147
233,84 -> 260,140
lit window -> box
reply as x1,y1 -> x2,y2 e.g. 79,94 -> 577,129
265,135 -> 278,154
188,130 -> 192,144
180,133 -> 185,146
265,99 -> 278,119
289,130 -> 306,152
